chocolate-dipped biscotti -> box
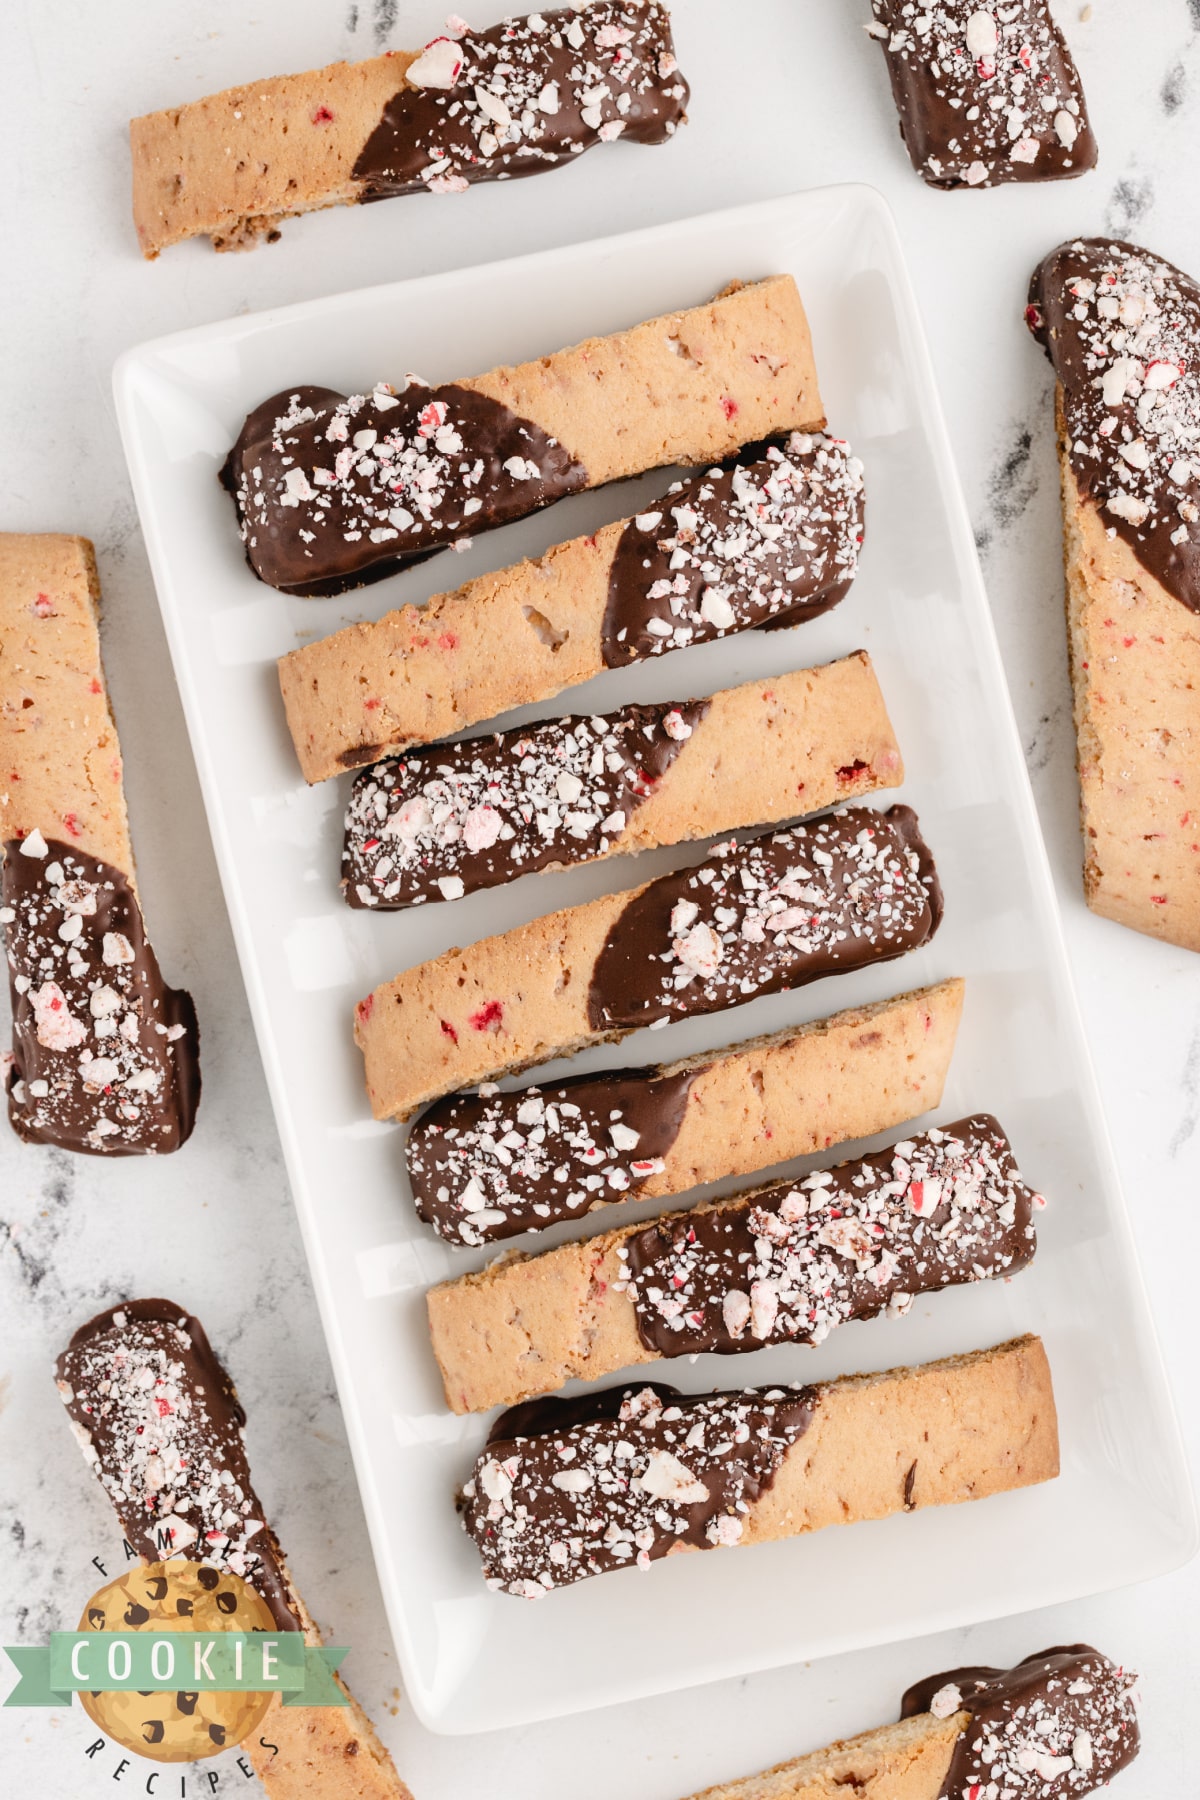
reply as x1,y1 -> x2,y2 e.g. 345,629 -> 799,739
867,2 -> 1096,189
459,1335 -> 1058,1596
281,429 -> 863,781
0,535 -> 199,1155
410,978 -> 964,1246
429,1115 -> 1037,1413
225,275 -> 823,596
56,1300 -> 413,1800
356,804 -> 943,1120
1029,238 -> 1200,951
132,3 -> 689,258
344,653 -> 899,908
681,1645 -> 1138,1800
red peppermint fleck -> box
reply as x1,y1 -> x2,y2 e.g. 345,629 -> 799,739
720,397 -> 739,421
836,760 -> 869,784
62,812 -> 81,838
312,105 -> 335,125
155,1397 -> 172,1417
1123,636 -> 1136,648
364,697 -> 381,710
438,632 -> 459,651
469,999 -> 504,1032
32,592 -> 56,618
1025,303 -> 1044,331
90,679 -> 103,695
440,1018 -> 459,1044
1151,894 -> 1168,905
357,994 -> 375,1024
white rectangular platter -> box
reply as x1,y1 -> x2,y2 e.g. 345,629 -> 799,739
114,186 -> 1195,1736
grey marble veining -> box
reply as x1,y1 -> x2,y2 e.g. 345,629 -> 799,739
1,2 -> 1198,1795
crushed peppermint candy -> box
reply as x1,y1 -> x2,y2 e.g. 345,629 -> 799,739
343,696 -> 708,911
602,433 -> 864,665
459,1381 -> 815,1596
352,4 -> 689,200
408,1061 -> 695,1245
623,1116 -> 1039,1356
222,378 -> 585,595
3,841 -> 198,1155
55,1302 -> 298,1631
869,2 -> 1096,190
587,805 -> 942,1032
902,1645 -> 1140,1796
1029,238 -> 1200,610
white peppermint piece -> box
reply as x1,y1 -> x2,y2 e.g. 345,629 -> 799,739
929,1682 -> 962,1719
18,829 -> 48,859
31,982 -> 87,1051
635,1451 -> 709,1504
964,9 -> 997,55
406,36 -> 464,89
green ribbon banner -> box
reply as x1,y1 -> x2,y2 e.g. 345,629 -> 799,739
3,1635 -> 348,1709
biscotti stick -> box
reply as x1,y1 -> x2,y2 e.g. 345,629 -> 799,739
55,1301 -> 413,1800
680,1645 -> 1138,1800
281,430 -> 862,780
866,2 -> 1096,190
428,1114 -> 1037,1413
459,1335 -> 1059,1595
225,275 -> 823,596
356,804 -> 942,1121
410,979 -> 964,1246
0,535 -> 200,1155
1029,239 -> 1200,952
131,3 -> 689,259
344,654 -> 900,910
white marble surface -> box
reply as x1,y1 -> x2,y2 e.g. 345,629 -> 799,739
0,1 -> 1198,1793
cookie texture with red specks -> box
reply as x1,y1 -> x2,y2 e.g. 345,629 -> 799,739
343,654 -> 900,910
130,3 -> 688,258
409,978 -> 963,1248
1058,408 -> 1200,950
427,1109 -> 1033,1415
868,2 -> 1096,189
281,427 -> 858,784
354,804 -> 942,1121
458,1336 -> 1059,1595
0,535 -> 201,1155
0,535 -> 132,872
234,275 -> 824,598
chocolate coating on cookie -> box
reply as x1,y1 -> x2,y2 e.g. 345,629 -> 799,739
869,2 -> 1096,189
461,1380 -> 815,1596
344,696 -> 709,909
1029,237 -> 1200,612
408,1063 -> 696,1244
587,805 -> 942,1032
903,1645 -> 1139,1796
601,434 -> 863,665
353,3 -> 688,200
55,1300 -> 299,1632
624,1115 -> 1038,1356
3,838 -> 199,1156
221,380 -> 587,596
